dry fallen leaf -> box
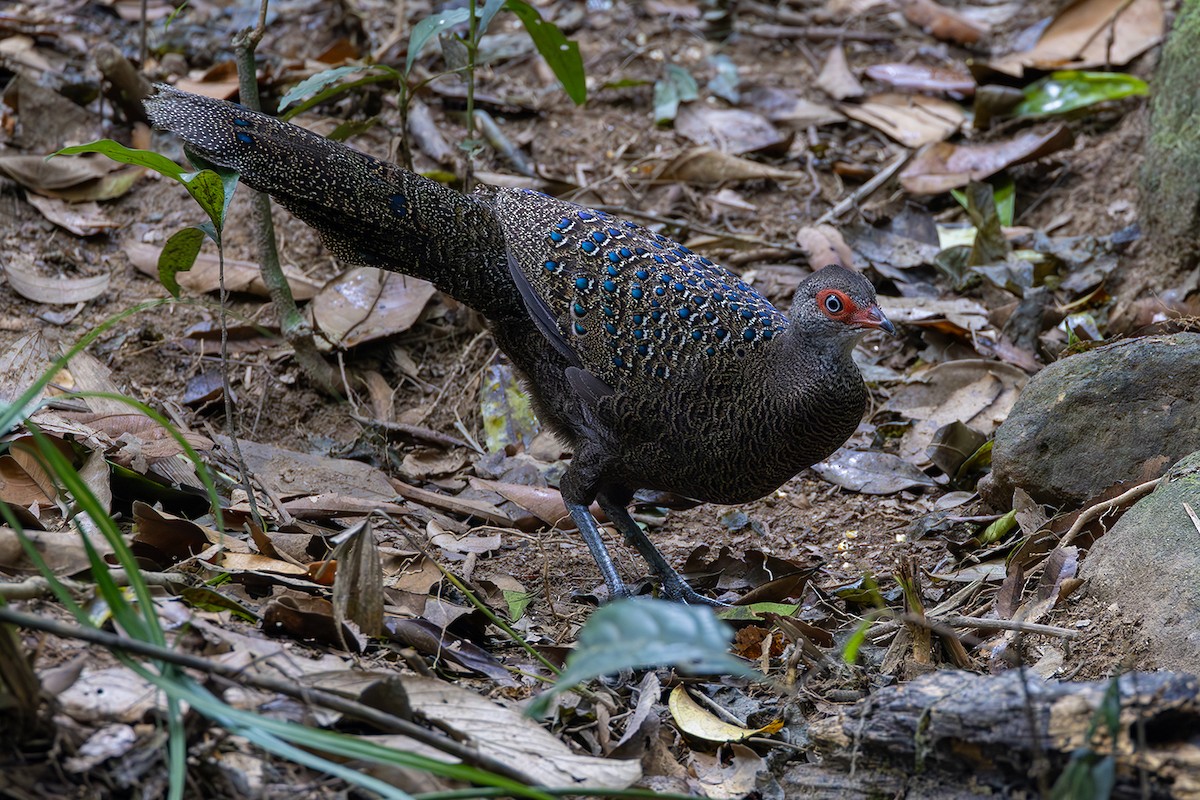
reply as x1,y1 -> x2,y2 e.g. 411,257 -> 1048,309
817,44 -> 864,100
674,105 -> 791,156
899,125 -> 1074,194
125,242 -> 322,300
657,147 -> 802,184
309,268 -> 437,350
989,0 -> 1164,76
840,93 -> 965,148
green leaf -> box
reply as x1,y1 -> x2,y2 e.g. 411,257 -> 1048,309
179,167 -> 237,235
280,65 -> 377,111
980,509 -> 1018,544
407,8 -> 472,75
707,54 -> 740,104
503,589 -> 534,621
602,78 -> 653,90
51,139 -> 188,181
654,63 -> 698,124
842,617 -> 873,664
526,598 -> 755,717
478,0 -> 507,35
952,175 -> 1015,227
504,0 -> 587,105
1015,70 -> 1148,118
158,226 -> 207,298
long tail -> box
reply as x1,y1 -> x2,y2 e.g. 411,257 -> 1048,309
143,86 -> 520,319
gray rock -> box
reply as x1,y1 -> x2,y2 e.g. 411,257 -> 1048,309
1081,450 -> 1200,673
981,333 -> 1200,508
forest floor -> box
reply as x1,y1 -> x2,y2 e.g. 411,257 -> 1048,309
0,0 -> 1184,797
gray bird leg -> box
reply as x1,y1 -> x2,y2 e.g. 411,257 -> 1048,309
596,495 -> 727,607
565,501 -> 630,600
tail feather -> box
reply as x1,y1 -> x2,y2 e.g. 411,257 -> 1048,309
143,86 -> 519,318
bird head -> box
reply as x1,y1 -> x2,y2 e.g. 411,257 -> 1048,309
788,265 -> 895,344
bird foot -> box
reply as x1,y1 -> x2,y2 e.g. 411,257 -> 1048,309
661,579 -> 730,607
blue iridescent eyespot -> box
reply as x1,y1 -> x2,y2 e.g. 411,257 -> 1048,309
550,231 -> 564,243
573,303 -> 586,316
574,322 -> 586,335
741,310 -> 753,320
233,118 -> 250,126
607,227 -> 620,237
544,260 -> 558,272
578,211 -> 594,221
602,280 -> 616,292
556,217 -> 571,229
715,329 -> 728,340
581,241 -> 597,254
603,306 -> 615,317
633,329 -> 644,339
591,231 -> 606,244
653,255 -> 664,264
632,314 -> 644,324
607,264 -> 618,276
236,132 -> 253,144
605,322 -> 617,335
704,311 -> 716,321
619,247 -> 632,258
673,282 -> 685,292
654,287 -> 666,296
635,248 -> 648,256
575,277 -> 589,290
631,287 -> 644,300
705,347 -> 715,356
651,310 -> 662,321
743,329 -> 756,341
636,269 -> 649,280
678,308 -> 690,319
613,356 -> 625,367
607,252 -> 619,264
762,329 -> 775,340
691,330 -> 703,341
637,344 -> 649,356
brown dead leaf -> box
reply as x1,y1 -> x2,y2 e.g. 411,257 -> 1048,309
840,93 -> 965,148
5,255 -> 110,305
309,268 -> 437,350
863,63 -> 976,97
989,0 -> 1164,76
125,242 -> 322,301
23,195 -> 118,237
796,225 -> 854,270
887,360 -> 1028,464
900,125 -> 1074,194
657,147 -> 802,184
817,44 -> 863,100
876,295 -> 991,335
674,106 -> 791,156
898,0 -> 988,44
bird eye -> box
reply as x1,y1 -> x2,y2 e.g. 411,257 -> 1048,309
823,293 -> 844,314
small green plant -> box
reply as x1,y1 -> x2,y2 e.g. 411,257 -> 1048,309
279,0 -> 585,172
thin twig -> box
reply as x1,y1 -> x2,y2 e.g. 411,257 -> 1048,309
815,151 -> 909,225
1059,477 -> 1161,548
939,615 -> 1081,640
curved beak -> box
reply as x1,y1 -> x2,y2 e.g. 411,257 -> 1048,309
853,303 -> 897,336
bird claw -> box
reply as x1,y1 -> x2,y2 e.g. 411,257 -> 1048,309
661,580 -> 730,608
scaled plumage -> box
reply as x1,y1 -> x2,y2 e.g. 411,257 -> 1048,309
145,86 -> 894,604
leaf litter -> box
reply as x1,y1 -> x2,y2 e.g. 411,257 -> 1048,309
0,0 -> 1185,795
